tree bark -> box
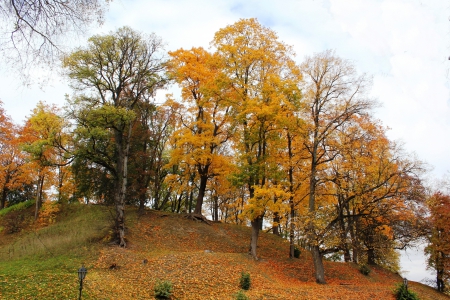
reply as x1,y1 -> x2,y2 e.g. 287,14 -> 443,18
34,173 -> 45,220
311,245 -> 326,284
114,124 -> 132,248
250,215 -> 263,259
287,132 -> 296,258
213,195 -> 219,221
194,168 -> 209,215
308,141 -> 326,283
367,248 -> 376,265
273,212 -> 280,236
289,204 -> 296,258
1,185 -> 8,209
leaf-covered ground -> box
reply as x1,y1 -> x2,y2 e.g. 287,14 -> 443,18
84,210 -> 449,300
1,206 -> 449,299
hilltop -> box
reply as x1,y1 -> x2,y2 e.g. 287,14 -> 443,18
0,203 -> 448,299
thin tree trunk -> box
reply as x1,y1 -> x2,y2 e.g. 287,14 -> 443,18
188,189 -> 193,213
287,132 -> 296,258
289,205 -> 295,258
213,195 -> 219,221
35,174 -> 45,220
351,214 -> 359,263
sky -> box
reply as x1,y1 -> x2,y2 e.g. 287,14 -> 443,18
1,0 -> 449,283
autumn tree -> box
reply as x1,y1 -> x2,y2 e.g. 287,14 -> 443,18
0,101 -> 31,209
299,50 -> 375,283
20,101 -> 71,218
63,27 -> 167,247
127,102 -> 176,211
299,113 -> 427,274
426,191 -> 450,292
212,18 -> 301,259
166,47 -> 233,218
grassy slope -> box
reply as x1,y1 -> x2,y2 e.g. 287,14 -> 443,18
0,204 -> 448,300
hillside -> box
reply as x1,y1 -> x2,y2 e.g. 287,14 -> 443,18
0,203 -> 448,299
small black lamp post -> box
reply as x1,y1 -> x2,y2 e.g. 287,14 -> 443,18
78,265 -> 87,300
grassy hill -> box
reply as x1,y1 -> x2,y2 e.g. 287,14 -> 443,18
0,203 -> 448,300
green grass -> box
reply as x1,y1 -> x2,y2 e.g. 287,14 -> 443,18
0,200 -> 34,217
0,255 -> 86,299
0,203 -> 112,299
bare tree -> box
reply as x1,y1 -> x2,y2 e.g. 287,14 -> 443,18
0,0 -> 109,82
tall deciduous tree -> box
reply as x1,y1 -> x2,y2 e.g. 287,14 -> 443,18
212,18 -> 301,259
323,115 -> 426,269
20,102 -> 69,218
166,47 -> 233,218
0,101 -> 30,209
300,50 -> 374,283
63,27 -> 167,247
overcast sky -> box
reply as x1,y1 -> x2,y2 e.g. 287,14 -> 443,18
1,0 -> 449,283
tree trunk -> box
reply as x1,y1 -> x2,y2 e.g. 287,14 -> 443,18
138,192 -> 146,212
308,143 -> 326,283
287,132 -> 296,258
343,248 -> 351,262
250,215 -> 263,259
114,124 -> 132,248
213,195 -> 219,221
367,248 -> 376,265
351,213 -> 359,263
194,169 -> 209,215
1,186 -> 8,209
367,231 -> 375,265
338,199 -> 351,262
188,189 -> 193,213
273,212 -> 280,236
176,192 -> 184,213
311,245 -> 326,284
57,166 -> 62,202
289,204 -> 295,258
35,174 -> 45,220
437,266 -> 444,292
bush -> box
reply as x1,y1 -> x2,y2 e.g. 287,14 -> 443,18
239,271 -> 251,290
394,283 -> 419,300
359,264 -> 371,276
294,247 -> 301,258
233,290 -> 249,300
154,279 -> 173,299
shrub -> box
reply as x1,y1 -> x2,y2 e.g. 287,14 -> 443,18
294,247 -> 301,258
394,283 -> 419,300
233,290 -> 249,300
154,279 -> 173,299
239,271 -> 251,290
359,264 -> 371,276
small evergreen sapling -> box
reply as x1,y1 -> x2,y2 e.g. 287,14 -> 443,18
239,271 -> 251,290
154,279 -> 173,299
